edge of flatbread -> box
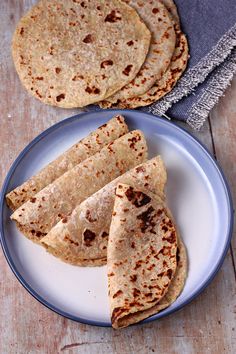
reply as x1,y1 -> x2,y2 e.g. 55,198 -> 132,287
108,183 -> 178,329
99,24 -> 188,109
40,156 -> 167,266
11,130 -> 147,243
6,115 -> 129,210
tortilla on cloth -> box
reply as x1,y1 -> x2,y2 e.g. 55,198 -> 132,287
6,115 -> 128,211
100,0 -> 176,105
12,0 -> 151,108
107,183 -> 177,329
11,131 -> 147,243
41,156 -> 167,266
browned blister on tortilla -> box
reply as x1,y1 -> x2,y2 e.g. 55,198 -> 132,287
41,156 -> 167,266
107,183 -> 178,328
6,115 -> 128,210
11,131 -> 147,243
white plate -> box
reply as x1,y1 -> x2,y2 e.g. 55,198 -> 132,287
0,110 -> 233,326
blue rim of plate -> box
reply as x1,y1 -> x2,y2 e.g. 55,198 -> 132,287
0,109 -> 234,327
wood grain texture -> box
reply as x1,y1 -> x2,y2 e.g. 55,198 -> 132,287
210,77 -> 236,262
0,1 -> 236,354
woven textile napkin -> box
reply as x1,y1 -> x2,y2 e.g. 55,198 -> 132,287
147,0 -> 236,129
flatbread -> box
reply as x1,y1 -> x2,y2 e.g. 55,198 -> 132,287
6,115 -> 128,210
11,130 -> 147,242
108,184 -> 177,329
41,156 -> 167,265
161,0 -> 179,24
12,0 -> 151,108
101,25 -> 188,109
100,0 -> 176,106
155,236 -> 187,312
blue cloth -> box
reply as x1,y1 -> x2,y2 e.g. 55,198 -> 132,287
149,0 -> 236,128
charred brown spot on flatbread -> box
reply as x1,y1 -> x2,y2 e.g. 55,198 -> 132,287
64,235 -> 79,246
133,288 -> 141,297
83,34 -> 93,43
175,245 -> 180,261
163,230 -> 176,244
130,274 -> 137,282
125,187 -> 151,208
128,134 -> 141,149
56,93 -> 65,102
83,229 -> 96,246
101,231 -> 109,238
85,86 -> 100,94
166,269 -> 173,279
85,210 -> 97,223
105,10 -> 122,23
122,65 -> 133,76
101,60 -> 114,68
137,206 -> 155,233
35,230 -> 46,237
135,166 -> 145,173
113,290 -> 123,298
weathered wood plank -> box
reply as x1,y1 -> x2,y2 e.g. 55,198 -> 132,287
209,77 -> 236,262
0,252 -> 235,354
0,1 -> 235,354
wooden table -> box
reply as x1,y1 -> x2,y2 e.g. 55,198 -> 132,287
0,2 -> 235,353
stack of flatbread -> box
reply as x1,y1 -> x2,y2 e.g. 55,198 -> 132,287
12,0 -> 188,109
7,115 -> 187,328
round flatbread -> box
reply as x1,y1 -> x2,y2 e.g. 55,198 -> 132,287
12,0 -> 151,108
99,0 -> 176,106
101,25 -> 188,109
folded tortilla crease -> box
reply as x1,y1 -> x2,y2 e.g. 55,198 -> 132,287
11,130 -> 147,243
41,156 -> 167,265
107,183 -> 178,329
6,115 -> 128,210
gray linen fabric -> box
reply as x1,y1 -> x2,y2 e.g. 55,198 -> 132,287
148,0 -> 236,129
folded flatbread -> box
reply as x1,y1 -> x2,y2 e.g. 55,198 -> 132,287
11,130 -> 147,243
107,183 -> 177,329
41,156 -> 167,265
154,235 -> 187,312
6,115 -> 128,210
